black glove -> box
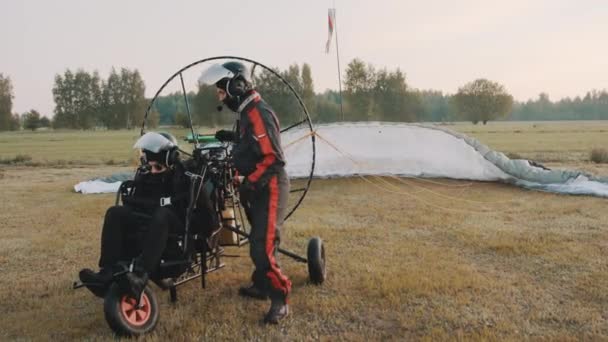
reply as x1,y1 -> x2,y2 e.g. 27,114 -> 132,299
239,177 -> 256,193
215,129 -> 236,142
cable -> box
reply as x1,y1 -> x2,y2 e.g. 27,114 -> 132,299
311,131 -> 519,213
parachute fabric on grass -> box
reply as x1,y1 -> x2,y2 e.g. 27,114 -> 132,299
74,172 -> 133,194
283,122 -> 509,180
76,122 -> 608,197
281,122 -> 608,197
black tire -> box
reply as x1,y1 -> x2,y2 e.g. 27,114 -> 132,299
103,283 -> 159,337
307,237 -> 326,285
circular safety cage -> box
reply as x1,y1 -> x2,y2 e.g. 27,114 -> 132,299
141,56 -> 316,221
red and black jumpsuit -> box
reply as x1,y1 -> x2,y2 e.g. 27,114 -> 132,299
232,90 -> 292,301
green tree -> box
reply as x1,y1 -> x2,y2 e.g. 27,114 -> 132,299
52,69 -> 102,129
175,112 -> 191,128
536,93 -> 552,119
598,90 -> 608,120
283,64 -> 306,124
100,68 -> 146,129
23,109 -> 41,131
153,93 -> 179,125
193,84 -> 222,128
10,113 -> 20,130
122,69 -> 146,129
153,92 -> 198,126
301,64 -> 315,112
100,70 -> 121,129
0,74 -> 14,131
39,116 -> 51,128
452,79 -> 513,124
147,108 -> 160,129
254,64 -> 305,127
52,70 -> 76,128
418,90 -> 451,122
344,58 -> 376,121
314,90 -> 342,123
373,68 -> 419,122
254,67 -> 284,110
74,70 -> 101,129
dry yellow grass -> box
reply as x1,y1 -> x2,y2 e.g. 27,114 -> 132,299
1,122 -> 608,340
0,167 -> 607,340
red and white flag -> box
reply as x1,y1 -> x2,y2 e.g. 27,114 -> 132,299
325,8 -> 336,54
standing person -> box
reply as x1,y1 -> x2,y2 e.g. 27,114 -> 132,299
200,61 -> 292,324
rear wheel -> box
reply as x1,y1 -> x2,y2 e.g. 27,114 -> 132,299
307,237 -> 326,285
103,283 -> 159,336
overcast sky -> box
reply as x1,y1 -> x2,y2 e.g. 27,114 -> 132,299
1,0 -> 607,116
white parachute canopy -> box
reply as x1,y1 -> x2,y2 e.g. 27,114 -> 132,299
284,122 -> 508,180
75,122 -> 608,197
282,122 -> 608,197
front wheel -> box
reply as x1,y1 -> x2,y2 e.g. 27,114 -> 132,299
307,237 -> 326,285
103,283 -> 159,336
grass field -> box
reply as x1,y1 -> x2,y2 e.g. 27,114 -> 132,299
0,128 -> 200,166
1,121 -> 607,340
453,121 -> 608,164
1,121 -> 607,166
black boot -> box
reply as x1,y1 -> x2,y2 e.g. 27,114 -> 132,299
238,283 -> 268,300
125,270 -> 148,301
79,268 -> 113,298
117,258 -> 149,302
264,294 -> 289,324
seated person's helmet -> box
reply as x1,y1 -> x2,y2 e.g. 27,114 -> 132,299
133,132 -> 179,167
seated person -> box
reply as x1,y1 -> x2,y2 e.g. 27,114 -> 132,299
79,132 -> 217,297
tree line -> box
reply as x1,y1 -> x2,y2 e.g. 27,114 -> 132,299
0,69 -> 157,131
1,61 -> 607,132
51,68 -> 158,129
510,91 -> 608,121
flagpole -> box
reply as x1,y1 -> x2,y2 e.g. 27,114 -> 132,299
333,7 -> 345,121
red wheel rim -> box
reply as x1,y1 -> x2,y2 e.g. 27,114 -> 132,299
120,293 -> 151,327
